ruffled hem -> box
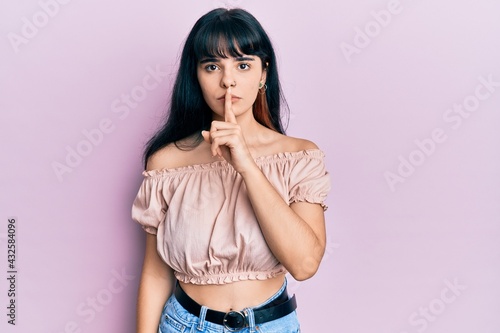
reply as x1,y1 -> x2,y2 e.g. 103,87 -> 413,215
142,149 -> 325,177
255,148 -> 325,165
141,225 -> 158,235
289,196 -> 329,211
173,268 -> 287,285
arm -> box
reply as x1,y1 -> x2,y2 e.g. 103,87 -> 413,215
136,233 -> 175,333
241,165 -> 326,281
202,88 -> 327,281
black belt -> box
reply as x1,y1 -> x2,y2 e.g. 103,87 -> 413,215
174,284 -> 297,331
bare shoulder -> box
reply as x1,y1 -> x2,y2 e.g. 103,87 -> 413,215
146,144 -> 182,171
285,136 -> 319,151
146,135 -> 209,171
269,132 -> 320,153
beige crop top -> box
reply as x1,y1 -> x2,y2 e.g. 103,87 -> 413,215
131,149 -> 331,285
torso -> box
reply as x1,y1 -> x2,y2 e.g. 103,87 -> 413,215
148,126 -> 317,312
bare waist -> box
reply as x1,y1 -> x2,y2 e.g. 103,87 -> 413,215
178,274 -> 286,312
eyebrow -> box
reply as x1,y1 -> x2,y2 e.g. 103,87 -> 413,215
199,56 -> 255,64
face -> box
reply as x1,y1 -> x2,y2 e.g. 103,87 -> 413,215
197,53 -> 267,120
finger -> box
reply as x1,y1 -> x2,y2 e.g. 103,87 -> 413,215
204,130 -> 224,157
201,130 -> 211,144
202,130 -> 220,157
208,128 -> 239,140
225,87 -> 237,124
210,137 -> 228,159
209,120 -> 238,130
210,139 -> 223,158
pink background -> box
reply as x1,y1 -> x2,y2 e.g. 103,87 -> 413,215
1,0 -> 500,332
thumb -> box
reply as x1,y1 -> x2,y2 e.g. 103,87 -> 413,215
201,130 -> 211,143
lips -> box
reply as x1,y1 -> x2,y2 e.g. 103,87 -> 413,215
217,94 -> 241,100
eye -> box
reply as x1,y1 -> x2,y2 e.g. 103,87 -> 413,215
204,64 -> 219,72
238,63 -> 250,70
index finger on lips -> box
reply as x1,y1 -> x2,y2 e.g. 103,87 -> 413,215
225,87 -> 237,124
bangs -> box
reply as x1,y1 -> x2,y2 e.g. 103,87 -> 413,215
193,16 -> 261,61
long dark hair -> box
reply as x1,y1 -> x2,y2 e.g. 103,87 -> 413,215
143,8 -> 289,169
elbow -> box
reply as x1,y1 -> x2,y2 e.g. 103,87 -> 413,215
287,242 -> 325,281
288,258 -> 321,281
290,271 -> 315,282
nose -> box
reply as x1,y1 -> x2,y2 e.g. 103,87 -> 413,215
220,68 -> 236,88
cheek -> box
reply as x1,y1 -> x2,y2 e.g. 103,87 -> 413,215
244,80 -> 260,100
197,79 -> 215,104
197,74 -> 208,92
247,75 -> 263,95
197,77 -> 220,110
197,71 -> 214,92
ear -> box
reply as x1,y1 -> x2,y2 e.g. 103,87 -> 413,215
260,63 -> 268,84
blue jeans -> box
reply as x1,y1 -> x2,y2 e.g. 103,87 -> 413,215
158,279 -> 300,333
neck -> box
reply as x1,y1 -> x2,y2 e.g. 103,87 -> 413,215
239,112 -> 267,146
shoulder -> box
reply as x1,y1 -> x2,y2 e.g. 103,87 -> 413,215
283,136 -> 319,152
146,145 -> 179,171
146,135 -> 210,171
268,131 -> 320,153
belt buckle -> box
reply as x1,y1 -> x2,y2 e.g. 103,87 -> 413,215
223,310 -> 247,331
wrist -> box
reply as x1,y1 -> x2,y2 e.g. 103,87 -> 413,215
238,161 -> 262,180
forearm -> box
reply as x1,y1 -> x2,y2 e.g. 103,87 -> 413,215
136,271 -> 174,333
136,233 -> 176,333
241,164 -> 326,281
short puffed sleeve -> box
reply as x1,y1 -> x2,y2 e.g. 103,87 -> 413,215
131,172 -> 168,235
288,150 -> 331,211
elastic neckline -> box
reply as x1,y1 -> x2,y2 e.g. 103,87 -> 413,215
142,148 -> 325,177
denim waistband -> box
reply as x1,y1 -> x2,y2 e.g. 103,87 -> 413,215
167,278 -> 290,332
253,278 -> 288,309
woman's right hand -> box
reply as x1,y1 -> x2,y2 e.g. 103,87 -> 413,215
201,87 -> 259,176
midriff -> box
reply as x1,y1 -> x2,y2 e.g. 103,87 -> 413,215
178,274 -> 286,312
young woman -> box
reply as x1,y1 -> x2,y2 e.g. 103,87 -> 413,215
132,7 -> 331,333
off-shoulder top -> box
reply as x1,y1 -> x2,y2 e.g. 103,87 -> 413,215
131,149 -> 331,285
